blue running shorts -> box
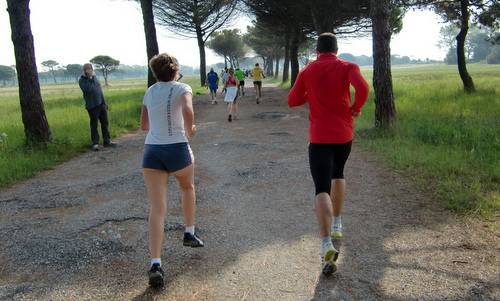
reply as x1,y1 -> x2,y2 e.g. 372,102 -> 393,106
143,143 -> 193,172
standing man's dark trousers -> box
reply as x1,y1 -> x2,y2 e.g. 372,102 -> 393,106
87,104 -> 110,145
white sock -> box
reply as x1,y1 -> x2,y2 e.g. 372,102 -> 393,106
185,225 -> 195,235
151,258 -> 161,267
333,216 -> 342,226
322,236 -> 331,246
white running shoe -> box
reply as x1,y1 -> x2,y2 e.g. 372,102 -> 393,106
321,241 -> 339,264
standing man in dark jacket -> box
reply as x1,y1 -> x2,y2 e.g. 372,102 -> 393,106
79,63 -> 115,151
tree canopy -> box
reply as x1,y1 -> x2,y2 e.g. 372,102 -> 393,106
41,60 -> 59,83
153,0 -> 238,85
0,65 -> 16,85
90,55 -> 120,86
208,29 -> 247,68
65,64 -> 83,82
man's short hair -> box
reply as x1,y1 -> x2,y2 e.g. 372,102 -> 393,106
317,33 -> 338,53
149,53 -> 179,82
255,63 -> 259,66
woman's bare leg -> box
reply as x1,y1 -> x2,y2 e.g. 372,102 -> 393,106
172,164 -> 196,227
143,168 -> 168,259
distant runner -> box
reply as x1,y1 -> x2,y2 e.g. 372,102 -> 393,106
287,33 -> 369,275
206,68 -> 219,104
235,67 -> 246,96
224,68 -> 239,122
140,53 -> 204,288
221,68 -> 229,94
251,63 -> 265,104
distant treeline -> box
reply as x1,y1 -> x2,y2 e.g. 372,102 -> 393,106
338,53 -> 442,66
37,64 -> 199,85
0,64 -> 201,87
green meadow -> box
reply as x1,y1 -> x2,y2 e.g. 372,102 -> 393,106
355,64 -> 499,216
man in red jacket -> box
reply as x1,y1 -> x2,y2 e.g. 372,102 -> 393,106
288,33 -> 369,271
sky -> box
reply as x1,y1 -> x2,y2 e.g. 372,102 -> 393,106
0,0 -> 446,69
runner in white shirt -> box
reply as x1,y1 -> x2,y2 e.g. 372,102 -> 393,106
140,53 -> 204,288
221,68 -> 229,93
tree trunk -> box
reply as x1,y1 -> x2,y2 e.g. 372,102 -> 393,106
282,31 -> 290,83
51,69 -> 57,84
7,0 -> 51,144
196,25 -> 207,86
140,0 -> 159,88
456,0 -> 475,93
267,57 -> 274,77
197,42 -> 207,86
371,0 -> 396,129
290,28 -> 300,86
310,3 -> 334,34
274,57 -> 280,79
102,69 -> 109,86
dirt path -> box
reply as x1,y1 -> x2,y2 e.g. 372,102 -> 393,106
1,85 -> 499,301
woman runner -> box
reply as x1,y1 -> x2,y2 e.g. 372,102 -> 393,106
140,53 -> 204,288
224,68 -> 240,122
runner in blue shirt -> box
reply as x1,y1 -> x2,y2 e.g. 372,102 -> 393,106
206,68 -> 219,104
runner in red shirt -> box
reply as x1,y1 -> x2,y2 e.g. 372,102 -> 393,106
288,33 -> 369,274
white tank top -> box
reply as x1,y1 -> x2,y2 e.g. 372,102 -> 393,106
143,81 -> 193,145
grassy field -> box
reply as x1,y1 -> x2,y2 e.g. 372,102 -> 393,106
0,76 -> 205,188
354,64 -> 499,216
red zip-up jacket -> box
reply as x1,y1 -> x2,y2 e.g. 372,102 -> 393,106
288,53 -> 369,144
